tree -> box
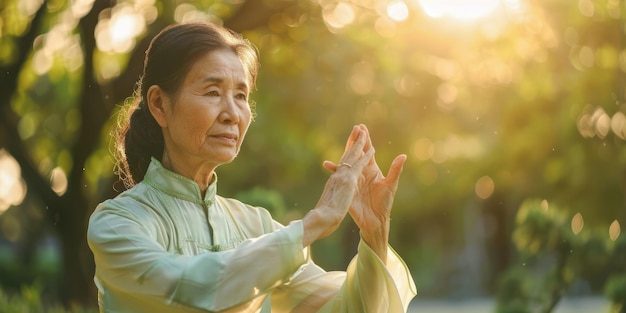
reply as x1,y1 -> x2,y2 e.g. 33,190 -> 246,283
0,0 -> 301,306
1,0 -> 624,307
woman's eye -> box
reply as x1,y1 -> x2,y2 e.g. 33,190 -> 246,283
236,93 -> 247,101
207,90 -> 219,96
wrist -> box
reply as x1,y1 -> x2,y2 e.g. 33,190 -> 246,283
360,220 -> 390,262
302,207 -> 342,247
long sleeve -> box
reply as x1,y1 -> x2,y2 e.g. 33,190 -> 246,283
270,234 -> 417,313
322,240 -> 417,312
88,159 -> 416,312
87,208 -> 307,312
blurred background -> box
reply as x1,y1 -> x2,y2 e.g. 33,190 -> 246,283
0,0 -> 625,312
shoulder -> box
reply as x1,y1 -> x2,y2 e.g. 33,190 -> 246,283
91,183 -> 154,221
88,183 -> 164,239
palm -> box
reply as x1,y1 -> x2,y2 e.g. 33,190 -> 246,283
356,126 -> 404,232
322,124 -> 406,260
350,162 -> 395,233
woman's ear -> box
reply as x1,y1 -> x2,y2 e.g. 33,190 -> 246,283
147,85 -> 170,127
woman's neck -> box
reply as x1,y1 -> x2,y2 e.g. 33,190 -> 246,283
160,152 -> 216,197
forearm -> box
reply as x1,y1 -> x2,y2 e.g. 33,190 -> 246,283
360,218 -> 390,263
302,208 -> 337,247
303,171 -> 361,247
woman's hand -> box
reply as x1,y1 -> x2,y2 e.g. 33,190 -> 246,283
302,126 -> 374,247
323,125 -> 406,262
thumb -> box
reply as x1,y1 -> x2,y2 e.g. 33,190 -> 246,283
384,154 -> 407,190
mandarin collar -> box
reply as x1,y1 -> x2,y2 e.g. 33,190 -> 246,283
143,157 -> 217,204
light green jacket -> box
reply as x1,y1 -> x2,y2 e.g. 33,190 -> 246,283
87,159 -> 416,312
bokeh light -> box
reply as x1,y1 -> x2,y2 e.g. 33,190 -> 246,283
32,23 -> 83,75
571,212 -> 584,235
417,0 -> 505,20
95,4 -> 146,53
0,149 -> 27,215
609,220 -> 621,241
386,0 -> 409,22
50,167 -> 68,196
475,175 -> 494,199
322,2 -> 356,30
71,0 -> 95,19
17,0 -> 43,16
577,105 -> 626,140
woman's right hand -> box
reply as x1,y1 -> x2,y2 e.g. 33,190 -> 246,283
302,126 -> 374,247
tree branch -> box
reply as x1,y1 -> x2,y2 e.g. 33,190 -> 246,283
223,0 -> 296,32
0,0 -> 62,220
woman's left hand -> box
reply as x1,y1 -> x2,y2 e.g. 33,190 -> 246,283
323,124 -> 406,262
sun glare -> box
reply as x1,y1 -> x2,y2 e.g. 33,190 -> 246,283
417,0 -> 512,20
387,0 -> 409,22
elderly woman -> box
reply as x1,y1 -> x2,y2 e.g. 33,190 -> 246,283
87,22 -> 416,312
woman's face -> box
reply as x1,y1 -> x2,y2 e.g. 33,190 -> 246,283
156,48 -> 252,169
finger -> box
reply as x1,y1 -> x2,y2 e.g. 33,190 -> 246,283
358,124 -> 373,152
338,144 -> 374,176
358,124 -> 381,170
352,144 -> 375,172
383,154 -> 407,191
340,128 -> 366,164
322,160 -> 337,173
343,125 -> 361,152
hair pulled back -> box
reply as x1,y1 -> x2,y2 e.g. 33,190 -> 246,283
114,22 -> 259,189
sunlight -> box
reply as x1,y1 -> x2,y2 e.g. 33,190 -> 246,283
50,167 -> 68,196
0,149 -> 26,215
96,4 -> 146,53
571,213 -> 584,235
417,0 -> 515,20
109,10 -> 143,52
475,175 -> 494,199
387,0 -> 409,22
609,220 -> 621,241
323,2 -> 356,29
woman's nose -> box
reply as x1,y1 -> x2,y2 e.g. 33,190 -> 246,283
219,94 -> 240,124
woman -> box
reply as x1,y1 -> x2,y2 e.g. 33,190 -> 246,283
87,22 -> 416,312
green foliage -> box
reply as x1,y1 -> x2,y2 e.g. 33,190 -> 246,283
498,199 -> 624,313
605,274 -> 626,303
496,268 -> 532,313
1,0 -> 626,305
0,284 -> 96,313
513,199 -> 572,255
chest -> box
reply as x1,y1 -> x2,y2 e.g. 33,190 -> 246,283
152,200 -> 250,255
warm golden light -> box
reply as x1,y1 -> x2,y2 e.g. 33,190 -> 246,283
412,135 -> 484,164
577,105 -> 625,140
50,167 -> 68,196
322,2 -> 356,30
475,175 -> 494,199
349,62 -> 374,95
417,0 -> 506,20
0,149 -> 26,214
412,138 -> 434,161
571,213 -> 584,235
387,0 -> 409,22
96,4 -> 146,53
71,0 -> 95,19
609,220 -> 621,241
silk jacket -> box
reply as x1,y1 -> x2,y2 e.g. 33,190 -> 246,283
87,159 -> 416,312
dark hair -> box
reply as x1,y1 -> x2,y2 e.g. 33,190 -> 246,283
114,22 -> 260,189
